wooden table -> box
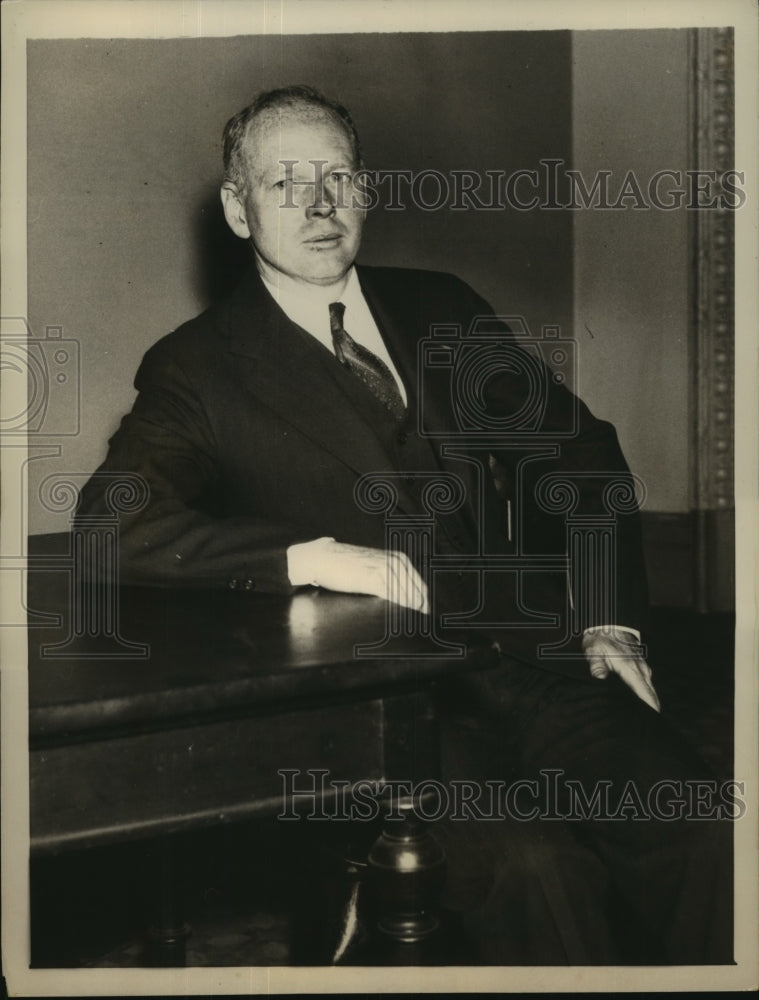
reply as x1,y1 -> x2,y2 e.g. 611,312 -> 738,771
27,533 -> 499,963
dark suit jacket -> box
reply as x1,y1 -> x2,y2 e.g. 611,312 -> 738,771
78,264 -> 649,675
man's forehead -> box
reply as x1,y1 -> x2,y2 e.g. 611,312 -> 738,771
244,105 -> 351,155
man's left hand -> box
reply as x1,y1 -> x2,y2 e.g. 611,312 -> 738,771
581,629 -> 661,713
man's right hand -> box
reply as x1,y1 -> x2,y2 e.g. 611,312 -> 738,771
287,537 -> 429,613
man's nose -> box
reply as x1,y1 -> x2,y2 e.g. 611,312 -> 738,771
305,182 -> 337,219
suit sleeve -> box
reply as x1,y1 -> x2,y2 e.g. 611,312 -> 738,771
76,338 -> 313,590
455,281 -> 650,635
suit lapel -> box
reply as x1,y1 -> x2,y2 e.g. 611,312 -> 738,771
220,266 -> 480,535
356,268 -> 482,540
356,267 -> 459,443
221,268 -> 399,482
355,268 -> 420,412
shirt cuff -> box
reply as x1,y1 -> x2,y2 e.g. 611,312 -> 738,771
286,536 -> 335,587
583,624 -> 642,644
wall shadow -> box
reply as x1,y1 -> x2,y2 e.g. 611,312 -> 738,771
193,187 -> 250,306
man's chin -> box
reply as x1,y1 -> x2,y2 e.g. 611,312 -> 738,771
291,258 -> 355,287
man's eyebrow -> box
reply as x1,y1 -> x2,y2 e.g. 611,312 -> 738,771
272,160 -> 356,182
276,158 -> 355,169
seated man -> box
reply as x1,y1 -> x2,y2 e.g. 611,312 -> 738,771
78,84 -> 731,964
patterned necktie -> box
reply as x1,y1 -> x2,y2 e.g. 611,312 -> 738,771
328,301 -> 406,421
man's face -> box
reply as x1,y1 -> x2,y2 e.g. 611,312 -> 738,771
224,109 -> 365,287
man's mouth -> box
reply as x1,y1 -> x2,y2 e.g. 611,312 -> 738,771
305,233 -> 342,244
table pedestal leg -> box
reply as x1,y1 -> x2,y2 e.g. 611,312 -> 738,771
367,800 -> 446,952
145,837 -> 191,967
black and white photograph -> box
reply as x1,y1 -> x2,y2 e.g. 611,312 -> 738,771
1,0 -> 757,994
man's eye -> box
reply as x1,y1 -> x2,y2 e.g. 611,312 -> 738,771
274,179 -> 292,189
331,172 -> 351,183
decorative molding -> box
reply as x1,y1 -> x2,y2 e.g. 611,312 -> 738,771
689,27 -> 735,612
689,27 -> 734,512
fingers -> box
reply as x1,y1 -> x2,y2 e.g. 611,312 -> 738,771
614,657 -> 661,712
594,657 -> 661,713
312,541 -> 429,613
587,655 -> 610,680
590,655 -> 661,713
583,633 -> 661,713
385,549 -> 429,613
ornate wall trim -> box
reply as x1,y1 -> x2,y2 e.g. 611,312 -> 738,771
688,27 -> 735,611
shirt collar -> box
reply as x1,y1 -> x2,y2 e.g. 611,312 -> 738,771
256,255 -> 364,344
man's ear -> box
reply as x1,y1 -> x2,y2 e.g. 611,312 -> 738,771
220,182 -> 251,240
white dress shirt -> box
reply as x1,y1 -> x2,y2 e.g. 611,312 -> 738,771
257,257 -> 407,406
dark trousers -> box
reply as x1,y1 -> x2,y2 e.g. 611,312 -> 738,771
436,659 -> 734,964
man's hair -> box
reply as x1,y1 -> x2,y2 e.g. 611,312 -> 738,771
222,84 -> 363,191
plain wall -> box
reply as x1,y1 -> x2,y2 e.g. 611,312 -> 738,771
572,29 -> 692,513
27,32 -> 573,534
